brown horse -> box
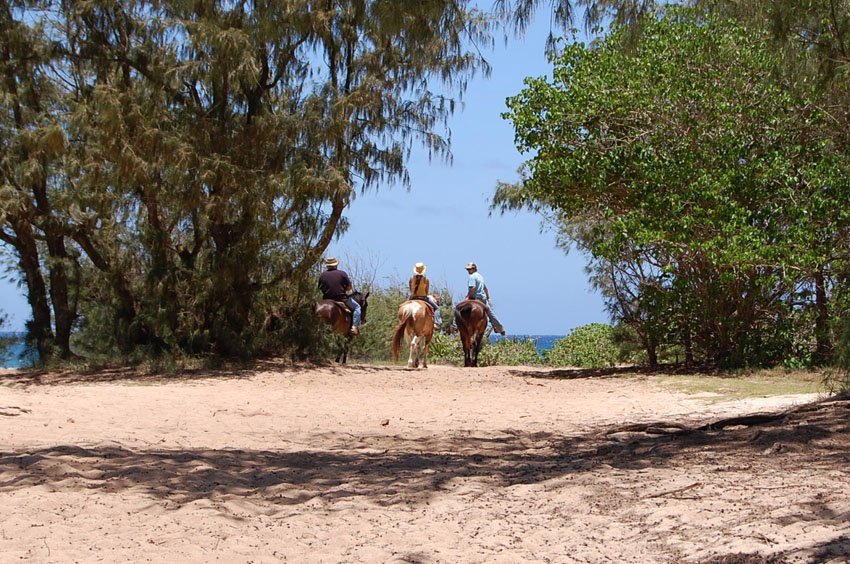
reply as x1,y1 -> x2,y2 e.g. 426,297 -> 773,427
391,299 -> 436,368
314,291 -> 369,363
454,299 -> 488,367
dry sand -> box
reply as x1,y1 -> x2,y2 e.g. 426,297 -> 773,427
0,362 -> 847,563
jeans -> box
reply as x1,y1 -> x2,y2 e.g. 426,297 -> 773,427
472,297 -> 502,332
345,297 -> 361,327
424,296 -> 442,326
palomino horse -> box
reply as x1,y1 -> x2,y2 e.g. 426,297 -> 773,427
391,298 -> 436,368
314,291 -> 369,363
454,299 -> 488,367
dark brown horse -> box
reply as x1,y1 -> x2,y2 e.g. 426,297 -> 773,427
314,291 -> 369,363
454,299 -> 488,367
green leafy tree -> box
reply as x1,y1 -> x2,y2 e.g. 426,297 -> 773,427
497,7 -> 850,367
545,323 -> 618,368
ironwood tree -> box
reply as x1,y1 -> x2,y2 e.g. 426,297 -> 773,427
0,0 -> 494,360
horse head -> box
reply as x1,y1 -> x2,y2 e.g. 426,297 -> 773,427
351,290 -> 370,324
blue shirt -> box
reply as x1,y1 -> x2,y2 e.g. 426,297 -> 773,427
467,272 -> 486,301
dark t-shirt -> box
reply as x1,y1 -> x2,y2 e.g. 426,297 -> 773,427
318,269 -> 352,301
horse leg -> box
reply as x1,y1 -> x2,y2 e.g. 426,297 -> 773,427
408,335 -> 418,368
423,338 -> 429,368
339,335 -> 351,364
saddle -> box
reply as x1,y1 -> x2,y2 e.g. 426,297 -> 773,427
333,300 -> 351,314
409,295 -> 436,312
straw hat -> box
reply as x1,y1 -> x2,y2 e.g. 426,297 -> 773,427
413,262 -> 427,275
325,257 -> 339,268
465,262 -> 477,270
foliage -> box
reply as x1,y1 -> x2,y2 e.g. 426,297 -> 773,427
479,336 -> 542,366
496,7 -> 850,368
428,331 -> 466,366
0,311 -> 11,366
0,1 -> 494,362
545,323 -> 618,368
349,285 -> 407,363
429,331 -> 543,367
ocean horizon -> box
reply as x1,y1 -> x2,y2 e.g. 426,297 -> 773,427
490,334 -> 563,355
0,333 -> 33,369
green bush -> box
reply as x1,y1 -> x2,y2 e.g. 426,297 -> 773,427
480,337 -> 542,366
545,323 -> 618,368
349,286 -> 407,363
428,331 -> 465,365
429,332 -> 542,367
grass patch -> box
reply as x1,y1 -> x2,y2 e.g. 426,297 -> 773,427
655,368 -> 827,402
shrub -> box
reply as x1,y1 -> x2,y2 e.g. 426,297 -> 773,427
428,331 -> 465,365
545,323 -> 618,368
480,337 -> 541,366
349,286 -> 407,363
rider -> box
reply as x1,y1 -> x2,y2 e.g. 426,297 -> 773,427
464,261 -> 506,336
409,262 -> 442,330
318,257 -> 361,335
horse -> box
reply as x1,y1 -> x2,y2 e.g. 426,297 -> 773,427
454,299 -> 488,367
314,291 -> 369,363
391,298 -> 436,368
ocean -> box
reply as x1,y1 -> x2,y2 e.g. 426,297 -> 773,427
490,334 -> 562,355
0,333 -> 33,369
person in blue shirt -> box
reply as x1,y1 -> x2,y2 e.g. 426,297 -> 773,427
464,262 -> 505,335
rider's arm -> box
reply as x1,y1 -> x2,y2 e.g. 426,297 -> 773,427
484,286 -> 491,301
466,286 -> 475,300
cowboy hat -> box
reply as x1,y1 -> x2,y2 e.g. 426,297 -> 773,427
413,262 -> 427,275
465,262 -> 477,270
325,257 -> 339,268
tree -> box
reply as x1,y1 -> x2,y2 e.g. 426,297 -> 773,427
496,7 -> 850,367
0,1 -> 494,360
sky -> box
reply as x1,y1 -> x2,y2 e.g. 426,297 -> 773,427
329,14 -> 608,335
0,10 -> 609,336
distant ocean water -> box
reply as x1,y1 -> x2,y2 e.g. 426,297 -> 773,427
0,333 -> 32,369
490,334 -> 563,355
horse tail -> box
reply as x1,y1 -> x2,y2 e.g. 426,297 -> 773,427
391,308 -> 414,361
454,302 -> 472,329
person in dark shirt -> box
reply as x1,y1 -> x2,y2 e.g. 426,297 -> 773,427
318,257 -> 361,335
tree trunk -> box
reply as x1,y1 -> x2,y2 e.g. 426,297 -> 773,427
13,219 -> 55,359
45,232 -> 74,358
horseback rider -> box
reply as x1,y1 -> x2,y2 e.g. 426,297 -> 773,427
464,262 -> 506,335
409,262 -> 442,330
318,257 -> 361,335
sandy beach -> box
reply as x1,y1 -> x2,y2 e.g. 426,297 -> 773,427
1,362 -> 847,563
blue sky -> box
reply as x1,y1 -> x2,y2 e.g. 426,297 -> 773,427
330,14 -> 608,335
0,11 -> 608,336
